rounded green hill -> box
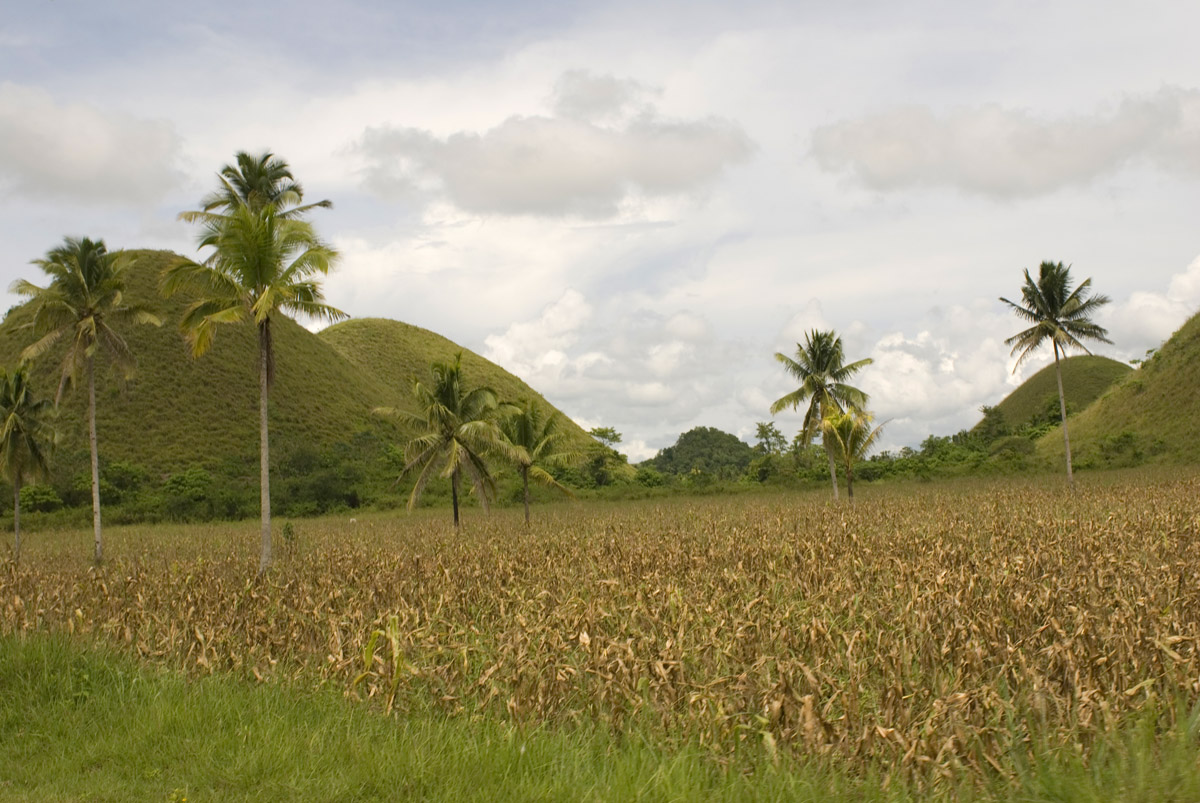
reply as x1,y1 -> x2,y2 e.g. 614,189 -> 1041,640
0,250 -> 589,480
974,355 -> 1131,435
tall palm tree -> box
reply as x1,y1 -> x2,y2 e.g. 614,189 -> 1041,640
11,237 -> 160,565
1001,261 -> 1111,485
0,366 -> 55,562
201,150 -> 332,218
377,353 -> 513,528
165,192 -> 343,573
770,329 -> 872,500
499,398 -> 580,525
819,409 -> 885,502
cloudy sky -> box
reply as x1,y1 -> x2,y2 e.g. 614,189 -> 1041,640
3,1 -> 1198,460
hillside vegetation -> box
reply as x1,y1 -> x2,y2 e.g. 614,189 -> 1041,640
319,318 -> 591,449
0,249 -> 591,518
1036,309 -> 1200,466
972,355 -> 1130,435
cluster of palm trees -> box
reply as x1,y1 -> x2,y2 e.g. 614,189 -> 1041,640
770,261 -> 1111,496
2,151 -> 581,570
375,353 -> 580,528
4,153 -> 341,571
769,329 -> 879,500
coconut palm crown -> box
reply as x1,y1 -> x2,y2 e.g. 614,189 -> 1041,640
199,150 -> 332,218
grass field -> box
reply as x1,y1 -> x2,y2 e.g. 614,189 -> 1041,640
3,470 -> 1200,798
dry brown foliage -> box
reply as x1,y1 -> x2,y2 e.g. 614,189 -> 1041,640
4,472 -> 1199,780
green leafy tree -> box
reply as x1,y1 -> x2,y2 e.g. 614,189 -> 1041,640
770,329 -> 872,500
0,366 -> 55,561
819,409 -> 886,501
499,398 -> 580,525
589,427 -> 622,448
754,421 -> 787,455
377,353 -> 513,528
1000,261 -> 1111,485
11,237 -> 160,564
165,154 -> 343,573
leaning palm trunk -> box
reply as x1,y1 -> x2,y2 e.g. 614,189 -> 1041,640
258,322 -> 272,573
88,357 -> 102,565
1053,344 -> 1074,487
12,481 -> 20,563
451,471 -> 461,528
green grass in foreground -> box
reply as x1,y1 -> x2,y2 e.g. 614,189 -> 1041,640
2,635 -> 1199,802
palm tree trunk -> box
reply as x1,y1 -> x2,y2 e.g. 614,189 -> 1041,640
522,466 -> 530,526
845,463 -> 854,501
88,356 -> 102,565
258,322 -> 272,573
1053,343 -> 1074,487
825,444 -> 840,501
451,470 -> 460,528
12,480 -> 20,563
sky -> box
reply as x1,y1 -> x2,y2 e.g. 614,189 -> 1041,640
2,0 -> 1199,460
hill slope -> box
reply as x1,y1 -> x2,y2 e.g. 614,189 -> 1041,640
1035,312 -> 1200,466
0,250 -> 588,484
319,318 -> 592,448
973,355 -> 1131,434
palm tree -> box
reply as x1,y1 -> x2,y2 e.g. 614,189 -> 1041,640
201,150 -> 332,218
11,237 -> 160,565
819,409 -> 885,501
377,353 -> 513,528
0,366 -> 55,562
165,185 -> 343,573
1000,261 -> 1111,486
770,329 -> 872,500
499,398 -> 580,525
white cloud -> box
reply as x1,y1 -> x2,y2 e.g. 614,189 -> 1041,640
811,87 -> 1200,198
355,72 -> 753,217
1102,254 -> 1200,355
0,83 -> 182,204
483,289 -> 593,382
550,70 -> 654,123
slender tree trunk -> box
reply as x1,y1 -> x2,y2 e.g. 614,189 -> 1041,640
451,470 -> 460,528
12,480 -> 20,563
825,444 -> 840,501
1054,343 -> 1074,487
258,322 -> 272,573
88,356 -> 102,565
846,465 -> 854,501
522,466 -> 530,526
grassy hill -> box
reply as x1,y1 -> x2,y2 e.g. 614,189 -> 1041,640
1035,311 -> 1200,467
973,355 -> 1131,434
0,250 -> 593,514
0,250 -> 397,476
319,318 -> 591,448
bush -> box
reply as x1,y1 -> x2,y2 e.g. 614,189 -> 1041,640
20,484 -> 63,513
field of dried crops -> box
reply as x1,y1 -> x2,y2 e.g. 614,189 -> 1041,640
3,471 -> 1199,785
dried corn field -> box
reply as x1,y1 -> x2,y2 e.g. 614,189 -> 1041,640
4,471 -> 1200,782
